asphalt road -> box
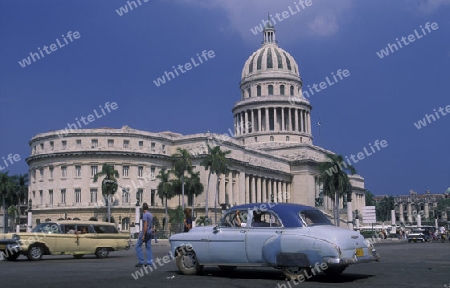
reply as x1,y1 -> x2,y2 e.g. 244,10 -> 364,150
0,241 -> 449,288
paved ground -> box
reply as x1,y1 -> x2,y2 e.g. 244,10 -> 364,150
1,240 -> 449,288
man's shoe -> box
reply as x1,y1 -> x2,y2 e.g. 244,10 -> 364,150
135,263 -> 145,267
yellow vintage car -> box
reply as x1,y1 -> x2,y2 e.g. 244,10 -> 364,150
0,221 -> 130,261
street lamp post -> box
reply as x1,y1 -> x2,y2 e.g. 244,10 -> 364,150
27,199 -> 32,232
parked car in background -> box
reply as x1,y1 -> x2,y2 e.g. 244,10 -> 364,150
407,226 -> 434,243
170,203 -> 380,280
0,220 -> 130,261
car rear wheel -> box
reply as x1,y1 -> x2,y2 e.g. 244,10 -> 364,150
6,251 -> 20,261
323,266 -> 346,276
27,244 -> 43,261
95,248 -> 109,259
176,248 -> 202,275
281,266 -> 308,281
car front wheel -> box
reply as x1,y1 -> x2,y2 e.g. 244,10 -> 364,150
27,245 -> 43,261
176,248 -> 202,275
95,248 -> 109,259
281,266 -> 308,281
323,266 -> 346,276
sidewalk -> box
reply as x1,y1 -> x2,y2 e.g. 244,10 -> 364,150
129,238 -> 170,247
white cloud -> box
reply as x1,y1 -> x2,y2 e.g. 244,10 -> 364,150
174,0 -> 354,42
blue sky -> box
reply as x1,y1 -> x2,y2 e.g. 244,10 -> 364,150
0,0 -> 449,196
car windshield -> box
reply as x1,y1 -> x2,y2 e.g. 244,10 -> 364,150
299,210 -> 332,226
32,223 -> 60,233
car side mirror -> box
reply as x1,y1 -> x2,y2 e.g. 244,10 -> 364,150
213,225 -> 220,233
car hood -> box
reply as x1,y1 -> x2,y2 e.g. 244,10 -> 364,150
307,225 -> 366,249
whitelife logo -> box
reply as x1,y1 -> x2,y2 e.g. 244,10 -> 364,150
18,31 -> 81,68
153,50 -> 216,87
376,22 -> 439,59
413,104 -> 450,130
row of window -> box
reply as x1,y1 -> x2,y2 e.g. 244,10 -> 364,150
31,188 -> 197,207
31,165 -> 157,181
242,84 -> 297,99
32,139 -> 166,154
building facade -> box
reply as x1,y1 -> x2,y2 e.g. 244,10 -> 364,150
26,24 -> 366,231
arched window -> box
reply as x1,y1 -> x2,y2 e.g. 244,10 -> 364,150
257,85 -> 261,96
267,48 -> 273,69
268,85 -> 274,95
275,49 -> 283,69
257,49 -> 265,70
290,85 -> 294,96
280,85 -> 285,95
283,52 -> 292,70
270,136 -> 274,142
254,137 -> 258,142
286,136 -> 290,141
249,53 -> 257,73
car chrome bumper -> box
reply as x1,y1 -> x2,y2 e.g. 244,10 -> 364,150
323,250 -> 381,265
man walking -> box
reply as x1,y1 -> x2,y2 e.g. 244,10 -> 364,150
135,202 -> 153,267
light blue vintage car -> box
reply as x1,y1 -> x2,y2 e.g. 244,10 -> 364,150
169,203 -> 380,280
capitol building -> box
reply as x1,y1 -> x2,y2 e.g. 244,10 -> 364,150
26,23 -> 367,230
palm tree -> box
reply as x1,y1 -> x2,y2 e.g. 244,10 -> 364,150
0,172 -> 16,232
93,164 -> 119,223
170,148 -> 193,211
200,144 -> 231,224
318,154 -> 356,227
15,174 -> 29,206
156,168 -> 175,232
185,171 -> 204,220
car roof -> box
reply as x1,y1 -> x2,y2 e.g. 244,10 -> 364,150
43,221 -> 116,226
229,202 -> 318,228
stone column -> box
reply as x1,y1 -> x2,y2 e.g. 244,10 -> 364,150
219,174 -> 226,204
256,177 -> 261,203
287,183 -> 291,203
273,107 -> 278,132
245,175 -> 250,204
239,112 -> 244,135
265,108 -> 269,131
228,171 -> 234,207
308,111 -> 311,134
258,109 -> 262,132
281,107 -> 285,131
278,181 -> 282,203
262,178 -> 267,202
288,108 -> 292,131
268,179 -> 272,202
244,111 -> 249,134
407,202 -> 412,223
251,175 -> 256,203
399,204 -> 404,223
424,202 -> 429,220
251,109 -> 254,133
294,109 -> 298,132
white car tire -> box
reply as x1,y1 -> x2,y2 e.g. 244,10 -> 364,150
176,249 -> 202,275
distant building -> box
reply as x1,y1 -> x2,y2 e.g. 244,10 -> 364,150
25,23 -> 366,231
375,189 -> 448,224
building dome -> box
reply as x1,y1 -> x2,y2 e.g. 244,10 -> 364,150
241,44 -> 300,82
233,20 -> 312,148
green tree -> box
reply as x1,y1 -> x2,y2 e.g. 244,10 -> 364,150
170,148 -> 193,211
375,196 -> 395,222
195,215 -> 212,226
365,189 -> 376,206
318,154 -> 356,227
185,171 -> 204,220
168,205 -> 184,233
93,164 -> 119,223
0,172 -> 17,232
156,168 -> 175,232
200,144 -> 231,224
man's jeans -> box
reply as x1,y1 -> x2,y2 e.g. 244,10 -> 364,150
136,232 -> 153,265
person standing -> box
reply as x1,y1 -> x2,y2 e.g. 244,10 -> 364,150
183,208 -> 192,232
135,202 -> 153,267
